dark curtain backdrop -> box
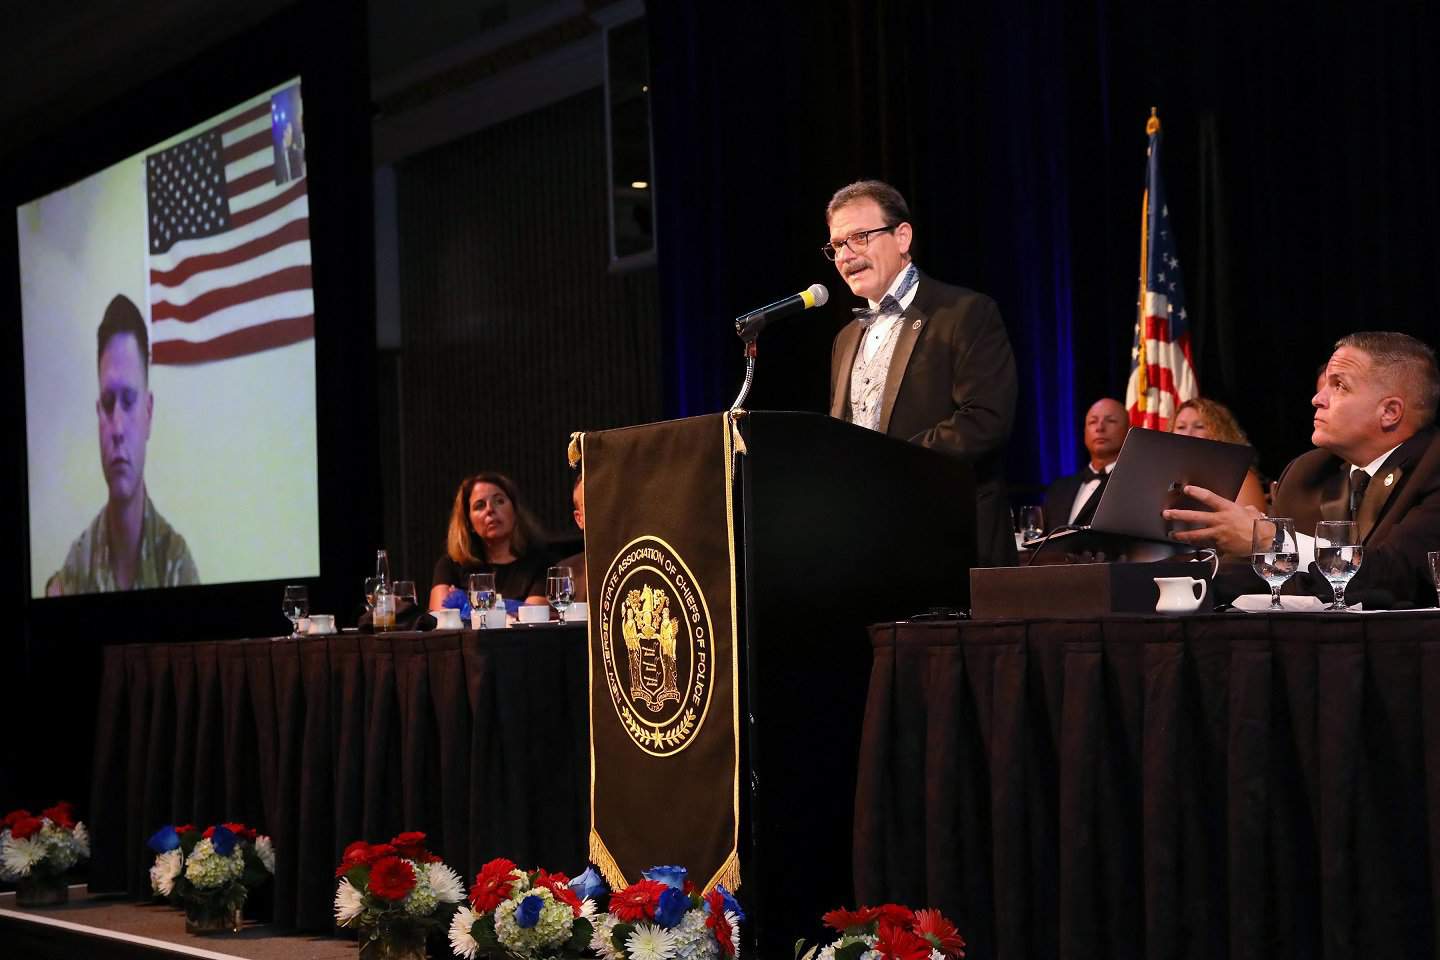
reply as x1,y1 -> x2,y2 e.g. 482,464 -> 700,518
647,1 -> 1440,496
392,88 -> 662,584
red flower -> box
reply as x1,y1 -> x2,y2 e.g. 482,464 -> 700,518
532,869 -> 582,916
1,809 -> 32,832
10,816 -> 44,841
913,909 -> 965,958
222,822 -> 256,841
875,921 -> 933,960
469,858 -> 519,912
823,906 -> 881,932
174,824 -> 196,836
363,843 -> 397,865
610,879 -> 669,923
367,856 -> 417,901
336,841 -> 372,877
42,803 -> 75,829
706,891 -> 737,957
876,904 -> 916,927
389,831 -> 428,860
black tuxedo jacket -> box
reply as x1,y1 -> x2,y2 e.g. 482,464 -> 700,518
1043,470 -> 1087,531
829,271 -> 1018,567
1272,427 -> 1440,603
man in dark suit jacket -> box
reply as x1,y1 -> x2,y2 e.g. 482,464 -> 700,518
1042,397 -> 1130,530
825,180 -> 1018,567
1166,331 -> 1440,604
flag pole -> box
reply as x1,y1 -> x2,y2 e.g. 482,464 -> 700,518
1133,107 -> 1159,417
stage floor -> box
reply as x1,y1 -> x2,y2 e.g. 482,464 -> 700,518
0,887 -> 353,959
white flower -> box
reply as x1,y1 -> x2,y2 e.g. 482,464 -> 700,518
183,838 -> 245,890
402,859 -> 439,917
669,908 -> 718,960
1,836 -> 47,880
627,922 -> 681,960
71,822 -> 91,859
580,897 -> 598,919
254,836 -> 275,874
150,849 -> 184,897
334,877 -> 365,925
426,860 -> 464,903
930,951 -> 945,960
591,914 -> 621,960
448,905 -> 481,960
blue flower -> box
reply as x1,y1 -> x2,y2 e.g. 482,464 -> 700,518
569,865 -> 608,903
654,887 -> 690,929
147,825 -> 181,853
210,824 -> 237,856
642,865 -> 688,890
442,589 -> 473,621
515,894 -> 543,928
713,883 -> 745,922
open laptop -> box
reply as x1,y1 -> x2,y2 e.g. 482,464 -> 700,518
1028,428 -> 1254,547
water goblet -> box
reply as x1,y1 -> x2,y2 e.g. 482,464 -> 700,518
1018,505 -> 1044,544
547,566 -> 575,624
364,577 -> 383,613
468,572 -> 496,615
282,585 -> 309,638
1315,520 -> 1364,610
393,580 -> 418,620
1250,517 -> 1299,609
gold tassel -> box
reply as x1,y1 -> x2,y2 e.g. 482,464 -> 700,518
589,829 -> 630,891
701,850 -> 742,894
567,432 -> 584,469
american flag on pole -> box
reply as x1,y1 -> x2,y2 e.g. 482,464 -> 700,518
145,84 -> 313,365
1126,108 -> 1197,429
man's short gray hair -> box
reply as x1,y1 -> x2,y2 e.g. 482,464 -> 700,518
825,180 -> 911,226
1335,331 -> 1440,428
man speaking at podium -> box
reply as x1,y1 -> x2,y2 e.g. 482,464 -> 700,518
825,180 -> 1019,566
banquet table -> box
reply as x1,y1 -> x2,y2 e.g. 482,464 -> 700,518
854,612 -> 1440,960
87,626 -> 588,931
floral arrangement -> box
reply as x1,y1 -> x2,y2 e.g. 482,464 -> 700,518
0,802 -> 90,891
148,822 -> 274,930
589,865 -> 742,960
448,859 -> 607,959
798,904 -> 965,960
334,831 -> 465,955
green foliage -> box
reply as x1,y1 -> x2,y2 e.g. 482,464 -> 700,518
564,917 -> 594,954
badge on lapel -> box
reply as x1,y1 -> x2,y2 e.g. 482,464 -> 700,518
911,318 -> 923,331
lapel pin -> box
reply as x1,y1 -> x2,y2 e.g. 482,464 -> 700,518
1384,472 -> 1394,487
911,318 -> 923,331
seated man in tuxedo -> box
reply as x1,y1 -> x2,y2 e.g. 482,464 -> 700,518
1165,331 -> 1440,604
1043,397 -> 1130,529
825,179 -> 1019,567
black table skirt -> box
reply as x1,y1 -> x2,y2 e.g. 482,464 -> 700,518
87,627 -> 588,931
855,613 -> 1440,960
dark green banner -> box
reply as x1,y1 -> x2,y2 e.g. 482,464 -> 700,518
581,413 -> 739,893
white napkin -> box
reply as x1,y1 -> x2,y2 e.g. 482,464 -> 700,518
1232,594 -> 1359,612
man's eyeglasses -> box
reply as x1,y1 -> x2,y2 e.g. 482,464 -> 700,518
821,225 -> 898,261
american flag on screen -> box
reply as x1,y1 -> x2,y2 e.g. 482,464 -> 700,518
1126,109 -> 1197,429
145,86 -> 313,365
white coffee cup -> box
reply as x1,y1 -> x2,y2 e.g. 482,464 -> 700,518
568,601 -> 589,622
518,604 -> 550,624
431,608 -> 463,630
476,608 -> 508,629
306,614 -> 334,635
1154,576 -> 1208,613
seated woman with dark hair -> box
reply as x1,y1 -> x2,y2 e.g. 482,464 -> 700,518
1171,397 -> 1270,513
428,472 -> 550,610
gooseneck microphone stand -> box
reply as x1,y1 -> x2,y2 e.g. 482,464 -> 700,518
729,313 -> 764,412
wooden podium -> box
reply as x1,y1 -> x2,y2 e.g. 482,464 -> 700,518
582,411 -> 976,953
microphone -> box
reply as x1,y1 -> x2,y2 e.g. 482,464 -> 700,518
735,283 -> 829,341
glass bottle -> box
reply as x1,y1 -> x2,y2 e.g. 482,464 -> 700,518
373,550 -> 394,631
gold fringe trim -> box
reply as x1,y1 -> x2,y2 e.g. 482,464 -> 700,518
589,829 -> 630,892
701,849 -> 742,894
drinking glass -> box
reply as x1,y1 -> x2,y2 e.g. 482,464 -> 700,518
1428,550 -> 1440,608
1250,517 -> 1299,609
1018,505 -> 1044,543
468,572 -> 497,614
363,576 -> 383,612
393,580 -> 417,613
547,566 -> 575,624
1315,520 -> 1364,610
282,585 -> 309,638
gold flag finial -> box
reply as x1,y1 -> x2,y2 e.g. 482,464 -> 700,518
1147,107 -> 1161,136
